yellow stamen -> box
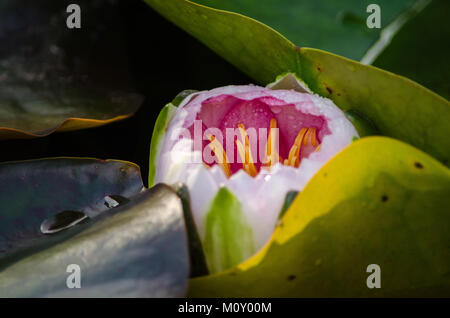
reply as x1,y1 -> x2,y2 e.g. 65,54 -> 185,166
287,127 -> 308,167
207,134 -> 231,177
303,128 -> 311,146
207,121 -> 322,177
236,123 -> 258,177
310,127 -> 317,146
303,127 -> 318,146
265,118 -> 280,167
288,145 -> 298,167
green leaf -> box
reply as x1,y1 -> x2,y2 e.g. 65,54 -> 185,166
192,0 -> 416,61
144,0 -> 450,166
0,158 -> 189,297
0,0 -> 143,140
192,0 -> 449,100
203,187 -> 255,274
188,137 -> 450,297
171,90 -> 199,107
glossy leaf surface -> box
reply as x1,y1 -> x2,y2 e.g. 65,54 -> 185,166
0,159 -> 189,297
0,0 -> 143,139
188,137 -> 450,297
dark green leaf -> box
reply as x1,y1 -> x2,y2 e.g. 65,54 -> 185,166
192,0 -> 416,61
191,0 -> 449,99
0,159 -> 189,297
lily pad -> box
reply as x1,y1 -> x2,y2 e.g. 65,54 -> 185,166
192,0 -> 417,61
0,158 -> 189,297
186,0 -> 449,99
144,0 -> 450,166
0,0 -> 143,140
187,137 -> 450,297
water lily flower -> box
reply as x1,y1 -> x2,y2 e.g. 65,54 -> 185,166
151,74 -> 358,273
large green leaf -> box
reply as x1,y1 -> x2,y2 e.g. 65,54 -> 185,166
0,0 -> 143,140
144,0 -> 450,166
192,0 -> 449,100
192,0 -> 416,61
0,158 -> 189,297
188,137 -> 450,297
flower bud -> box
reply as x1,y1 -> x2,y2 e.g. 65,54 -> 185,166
151,74 -> 358,273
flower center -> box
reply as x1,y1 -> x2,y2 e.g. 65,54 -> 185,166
206,117 -> 321,178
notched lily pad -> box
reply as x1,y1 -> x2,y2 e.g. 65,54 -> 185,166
0,0 -> 143,139
0,158 -> 189,297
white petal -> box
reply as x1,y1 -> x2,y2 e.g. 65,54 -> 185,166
185,165 -> 220,238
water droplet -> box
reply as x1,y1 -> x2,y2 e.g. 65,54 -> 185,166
40,211 -> 89,235
104,195 -> 130,208
271,106 -> 282,114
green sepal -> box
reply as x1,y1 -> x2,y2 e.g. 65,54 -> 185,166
148,103 -> 177,187
278,191 -> 299,220
171,90 -> 199,107
345,110 -> 380,137
203,187 -> 255,274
